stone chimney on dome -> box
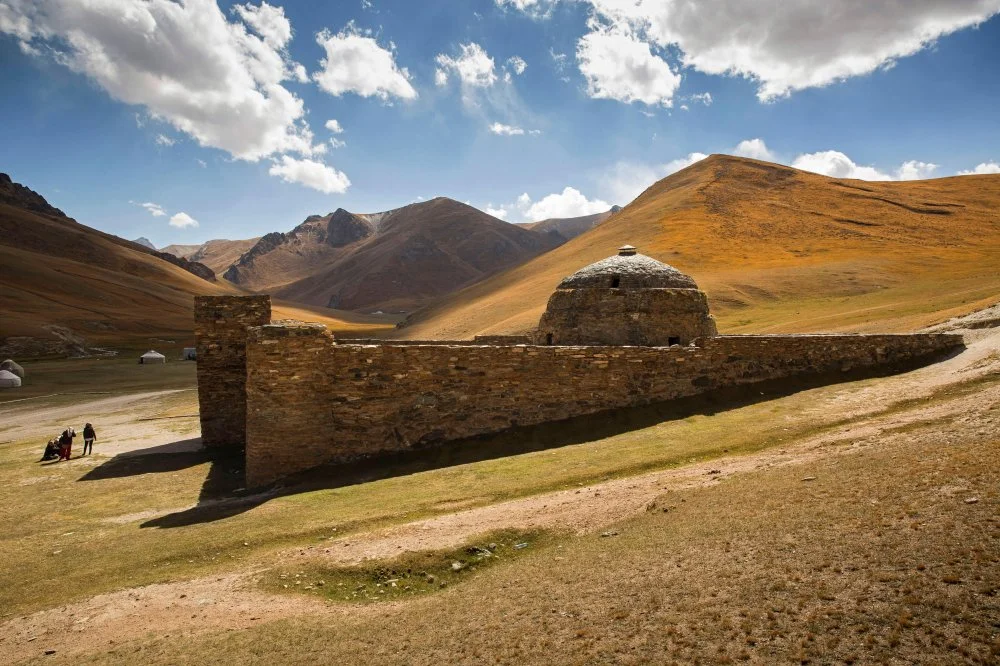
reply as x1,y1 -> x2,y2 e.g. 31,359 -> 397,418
618,244 -> 637,256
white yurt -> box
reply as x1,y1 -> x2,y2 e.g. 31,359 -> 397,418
0,359 -> 24,378
0,370 -> 21,388
139,350 -> 166,364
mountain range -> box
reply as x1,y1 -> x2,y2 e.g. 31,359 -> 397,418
397,155 -> 1000,339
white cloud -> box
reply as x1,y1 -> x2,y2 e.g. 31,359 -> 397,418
268,155 -> 351,194
733,138 -> 776,162
791,151 -> 892,180
896,160 -> 939,180
325,119 -> 345,134
485,205 -> 509,220
1,0 -> 320,161
958,161 -> 1000,175
549,47 -> 568,71
155,133 -> 175,147
518,187 -> 610,221
505,0 -> 1000,101
140,202 -> 166,217
507,55 -> 527,75
313,23 -> 417,101
232,2 -> 291,49
435,42 -> 497,89
496,0 -> 558,19
489,122 -> 525,136
169,212 -> 199,229
329,137 -> 346,149
576,25 -> 680,107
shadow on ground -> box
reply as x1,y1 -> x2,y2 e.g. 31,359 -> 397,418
76,351 -> 961,530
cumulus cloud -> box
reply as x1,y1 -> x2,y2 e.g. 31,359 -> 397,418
0,0 -> 320,161
577,25 -> 680,107
791,151 -> 893,180
518,187 -> 610,221
958,161 -> 1000,175
688,92 -> 712,106
140,202 -> 166,217
495,0 -> 558,19
232,1 -> 291,49
435,42 -> 497,88
733,138 -> 776,162
325,119 -> 345,134
896,160 -> 939,180
505,0 -> 1000,101
169,212 -> 199,229
484,205 -> 509,220
313,23 -> 417,101
268,155 -> 351,194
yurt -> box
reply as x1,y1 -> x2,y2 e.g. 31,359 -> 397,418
0,359 -> 24,378
140,350 -> 166,365
0,370 -> 21,389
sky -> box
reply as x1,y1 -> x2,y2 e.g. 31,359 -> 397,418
1,0 -> 999,247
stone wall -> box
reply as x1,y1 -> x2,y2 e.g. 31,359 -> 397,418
194,295 -> 271,449
537,288 -> 718,346
244,326 -> 961,487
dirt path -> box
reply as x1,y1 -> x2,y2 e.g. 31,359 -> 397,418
0,389 -> 199,454
2,323 -> 997,664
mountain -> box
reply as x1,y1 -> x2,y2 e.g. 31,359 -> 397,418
521,206 -> 619,243
132,237 -> 157,250
224,197 -> 562,312
0,174 -> 396,356
396,155 -> 1000,339
159,243 -> 200,258
161,238 -> 260,274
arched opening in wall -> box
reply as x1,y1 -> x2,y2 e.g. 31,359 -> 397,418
610,276 -> 621,288
545,333 -> 553,346
668,336 -> 681,346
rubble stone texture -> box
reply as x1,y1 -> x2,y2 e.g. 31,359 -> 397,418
194,294 -> 271,449
537,249 -> 718,346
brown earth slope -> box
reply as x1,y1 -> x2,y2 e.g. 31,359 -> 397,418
161,239 -> 260,274
398,155 -> 1000,339
0,175 -> 394,356
520,206 -> 619,243
224,198 -> 561,313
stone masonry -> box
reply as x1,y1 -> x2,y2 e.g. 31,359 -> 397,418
194,294 -> 271,450
241,317 -> 962,487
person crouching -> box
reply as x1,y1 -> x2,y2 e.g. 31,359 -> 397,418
40,438 -> 60,462
58,427 -> 75,461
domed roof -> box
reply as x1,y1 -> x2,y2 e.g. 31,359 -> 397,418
557,245 -> 698,289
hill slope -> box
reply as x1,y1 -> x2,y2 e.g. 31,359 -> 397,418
225,197 -> 561,312
0,175 -> 393,356
161,239 -> 260,274
521,207 -> 619,243
398,155 -> 1000,339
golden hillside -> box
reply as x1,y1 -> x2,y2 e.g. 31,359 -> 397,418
398,155 -> 1000,339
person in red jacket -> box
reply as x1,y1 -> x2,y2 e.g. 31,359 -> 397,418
58,427 -> 75,461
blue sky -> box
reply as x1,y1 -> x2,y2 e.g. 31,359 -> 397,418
2,0 -> 999,247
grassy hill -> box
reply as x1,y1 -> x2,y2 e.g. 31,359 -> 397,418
397,155 -> 1000,339
0,176 -> 394,356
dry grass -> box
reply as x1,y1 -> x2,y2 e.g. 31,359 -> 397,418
398,156 -> 1000,339
38,383 -> 998,665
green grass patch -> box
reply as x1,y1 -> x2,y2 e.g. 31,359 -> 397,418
263,529 -> 551,605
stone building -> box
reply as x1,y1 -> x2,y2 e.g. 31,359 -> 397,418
536,245 -> 718,346
193,249 -> 964,488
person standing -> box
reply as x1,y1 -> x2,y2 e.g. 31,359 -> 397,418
58,427 -> 75,461
82,423 -> 97,455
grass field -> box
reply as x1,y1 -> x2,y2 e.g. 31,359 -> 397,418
0,321 -> 996,664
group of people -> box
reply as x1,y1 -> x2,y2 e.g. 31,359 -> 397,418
40,423 -> 97,462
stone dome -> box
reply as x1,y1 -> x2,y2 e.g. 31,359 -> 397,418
536,244 -> 717,346
557,246 -> 698,290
